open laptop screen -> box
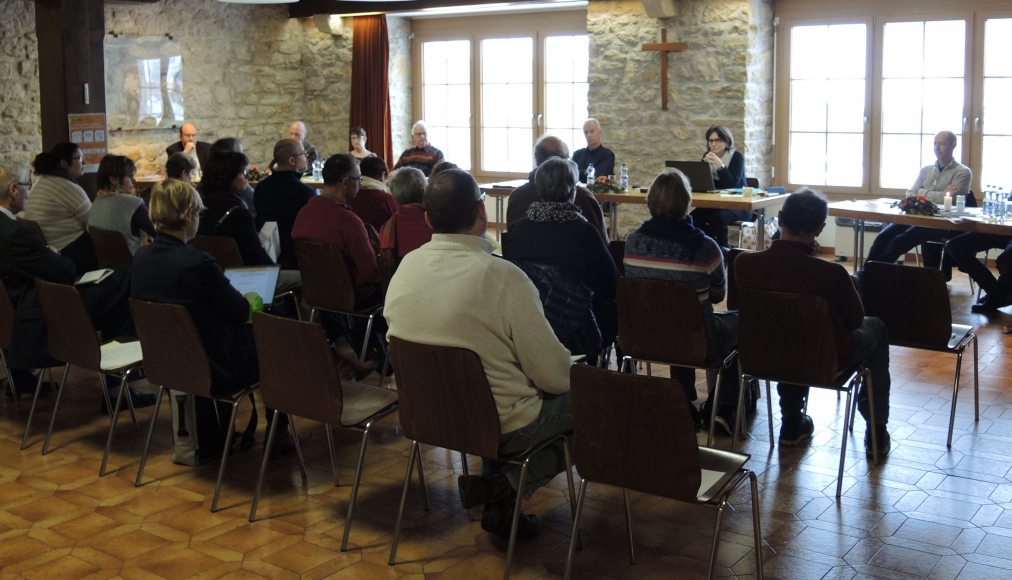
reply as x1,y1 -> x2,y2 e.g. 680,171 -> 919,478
664,160 -> 717,192
224,266 -> 280,305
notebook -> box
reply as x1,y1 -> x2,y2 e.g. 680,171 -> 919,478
664,160 -> 717,192
224,266 -> 280,305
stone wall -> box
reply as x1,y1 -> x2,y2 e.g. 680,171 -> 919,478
587,0 -> 773,236
387,15 -> 412,158
104,0 -> 353,176
0,0 -> 41,169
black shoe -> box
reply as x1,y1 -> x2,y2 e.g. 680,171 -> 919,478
458,474 -> 512,510
480,499 -> 541,539
779,414 -> 814,447
971,290 -> 1012,313
687,401 -> 704,431
865,425 -> 891,458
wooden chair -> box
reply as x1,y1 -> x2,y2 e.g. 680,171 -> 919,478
248,312 -> 398,550
861,261 -> 978,447
295,239 -> 383,363
386,337 -> 576,579
89,226 -> 134,268
726,248 -> 747,311
24,280 -> 143,477
617,277 -> 739,446
564,365 -> 763,580
608,239 -> 625,276
737,289 -> 879,498
129,298 -> 257,512
191,234 -> 245,269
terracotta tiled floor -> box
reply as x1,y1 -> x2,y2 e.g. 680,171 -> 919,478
0,268 -> 1010,578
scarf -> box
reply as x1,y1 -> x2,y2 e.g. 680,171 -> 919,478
526,201 -> 585,224
636,214 -> 707,250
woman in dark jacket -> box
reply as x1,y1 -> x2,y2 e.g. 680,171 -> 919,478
197,151 -> 273,267
690,125 -> 749,248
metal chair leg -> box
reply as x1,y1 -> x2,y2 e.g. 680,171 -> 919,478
42,364 -> 71,455
99,374 -> 129,476
838,388 -> 853,499
340,420 -> 375,551
563,479 -> 589,580
325,424 -> 340,486
20,369 -> 49,449
135,386 -> 166,487
765,379 -> 774,451
388,440 -> 420,565
359,313 -> 375,362
972,334 -> 979,423
709,499 -> 728,579
623,488 -> 636,564
947,349 -> 965,448
866,370 -> 878,466
416,450 -> 429,512
0,350 -> 16,403
730,371 -> 747,452
749,470 -> 764,579
503,459 -> 531,580
249,409 -> 281,522
460,451 -> 469,476
210,399 -> 242,512
288,415 -> 308,479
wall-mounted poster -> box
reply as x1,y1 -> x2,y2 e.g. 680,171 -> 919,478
68,113 -> 107,173
104,35 -> 184,131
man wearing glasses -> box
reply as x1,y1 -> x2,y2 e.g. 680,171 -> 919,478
394,120 -> 444,176
254,139 -> 315,270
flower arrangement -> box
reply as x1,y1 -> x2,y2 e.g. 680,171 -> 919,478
586,175 -> 624,194
897,195 -> 939,216
246,165 -> 270,184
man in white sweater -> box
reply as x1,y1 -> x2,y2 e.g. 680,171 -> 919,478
384,168 -> 572,539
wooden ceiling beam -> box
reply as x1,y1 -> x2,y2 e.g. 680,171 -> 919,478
289,0 -> 547,18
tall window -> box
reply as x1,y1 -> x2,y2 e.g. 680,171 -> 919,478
413,11 -> 587,179
981,17 -> 1012,189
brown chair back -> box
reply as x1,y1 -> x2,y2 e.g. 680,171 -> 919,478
0,279 -> 14,350
617,277 -> 708,366
192,234 -> 245,269
608,240 -> 625,276
34,279 -> 101,370
252,311 -> 344,425
18,218 -> 46,243
294,239 -> 357,313
739,289 -> 839,385
861,261 -> 952,347
388,337 -> 502,459
128,298 -> 214,398
571,365 -> 701,501
726,248 -> 748,310
89,226 -> 134,268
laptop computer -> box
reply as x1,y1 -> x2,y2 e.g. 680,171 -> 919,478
224,266 -> 280,305
664,160 -> 717,192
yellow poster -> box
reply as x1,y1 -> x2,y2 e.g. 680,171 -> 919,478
68,113 -> 108,173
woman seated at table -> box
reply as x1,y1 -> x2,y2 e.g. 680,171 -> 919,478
23,142 -> 98,272
624,168 -> 742,431
690,125 -> 749,248
504,157 -> 618,362
88,154 -> 155,255
349,127 -> 375,160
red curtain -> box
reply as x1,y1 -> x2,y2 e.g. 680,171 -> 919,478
351,15 -> 393,169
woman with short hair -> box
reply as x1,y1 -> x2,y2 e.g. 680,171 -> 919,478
690,125 -> 749,248
88,154 -> 155,254
349,127 -> 375,159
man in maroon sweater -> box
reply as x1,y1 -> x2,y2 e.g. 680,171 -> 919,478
292,153 -> 381,308
735,189 -> 891,456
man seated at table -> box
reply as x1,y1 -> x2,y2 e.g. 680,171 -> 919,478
862,131 -> 971,273
384,168 -> 572,539
289,121 -> 319,168
350,156 -> 398,232
736,189 -> 892,455
165,122 -> 211,172
573,118 -> 615,183
945,233 -> 1012,312
254,138 -> 315,270
394,121 -> 444,176
505,135 -> 607,240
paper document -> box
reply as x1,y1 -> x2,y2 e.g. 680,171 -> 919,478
100,340 -> 143,370
76,268 -> 113,285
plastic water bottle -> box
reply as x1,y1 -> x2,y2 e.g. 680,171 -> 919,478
619,163 -> 629,192
983,186 -> 993,217
312,159 -> 323,181
999,188 -> 1008,220
586,163 -> 595,184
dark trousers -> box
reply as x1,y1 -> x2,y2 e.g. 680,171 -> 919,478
866,224 -> 947,265
779,316 -> 890,426
945,233 -> 1012,295
690,208 -> 752,248
670,311 -> 739,406
60,232 -> 99,274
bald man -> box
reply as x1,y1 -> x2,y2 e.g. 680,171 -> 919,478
289,121 -> 319,167
165,122 -> 212,171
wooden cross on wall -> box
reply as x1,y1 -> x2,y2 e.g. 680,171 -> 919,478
641,30 -> 687,111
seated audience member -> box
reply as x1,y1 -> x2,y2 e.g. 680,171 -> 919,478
385,168 -> 572,539
504,157 -> 618,362
863,131 -> 971,271
208,137 -> 256,219
623,168 -> 741,430
945,232 -> 1012,312
132,179 -> 288,444
394,121 -> 444,176
23,142 -> 98,272
165,122 -> 211,172
0,162 -> 132,396
350,156 -> 399,231
289,121 -> 319,167
505,135 -> 607,239
380,167 -> 432,264
736,189 -> 892,455
254,139 -> 315,270
166,152 -> 196,184
88,154 -> 155,255
349,126 -> 375,160
292,153 -> 381,309
572,118 -> 615,183
690,125 -> 749,248
430,161 -> 458,177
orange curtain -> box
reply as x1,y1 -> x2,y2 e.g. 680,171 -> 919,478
351,15 -> 393,169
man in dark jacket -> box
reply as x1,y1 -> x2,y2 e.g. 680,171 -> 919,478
165,122 -> 212,172
254,139 -> 315,269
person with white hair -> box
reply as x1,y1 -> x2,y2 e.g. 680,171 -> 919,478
572,118 -> 615,183
289,121 -> 319,167
394,120 -> 444,176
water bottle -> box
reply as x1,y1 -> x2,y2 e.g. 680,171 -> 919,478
312,159 -> 323,181
586,163 -> 595,184
999,188 -> 1008,220
619,163 -> 629,192
983,186 -> 993,217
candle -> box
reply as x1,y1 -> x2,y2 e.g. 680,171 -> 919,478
944,194 -> 952,211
